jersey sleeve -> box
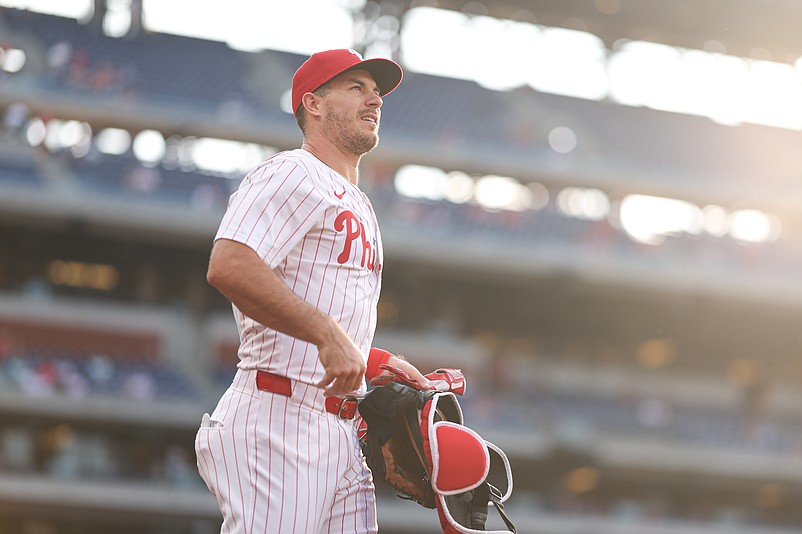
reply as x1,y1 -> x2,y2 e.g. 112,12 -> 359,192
215,158 -> 328,268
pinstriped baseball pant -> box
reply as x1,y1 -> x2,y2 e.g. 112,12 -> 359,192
195,369 -> 378,534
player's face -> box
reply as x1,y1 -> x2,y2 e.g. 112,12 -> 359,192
321,69 -> 383,156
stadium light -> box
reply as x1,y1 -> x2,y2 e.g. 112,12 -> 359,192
57,120 -> 91,151
191,138 -> 257,176
394,164 -> 448,201
96,127 -> 131,155
102,0 -> 132,38
729,209 -> 779,243
444,171 -> 474,204
525,182 -> 550,211
619,194 -> 703,245
23,117 -> 46,147
0,48 -> 26,73
548,126 -> 578,154
132,130 -> 166,164
702,205 -> 730,237
556,187 -> 609,221
474,175 -> 529,211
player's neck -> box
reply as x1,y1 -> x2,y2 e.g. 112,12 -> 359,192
301,139 -> 361,185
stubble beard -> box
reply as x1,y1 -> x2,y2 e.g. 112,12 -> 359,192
324,109 -> 379,156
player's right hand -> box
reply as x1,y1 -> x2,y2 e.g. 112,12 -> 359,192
315,327 -> 366,397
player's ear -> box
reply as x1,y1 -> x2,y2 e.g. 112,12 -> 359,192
301,92 -> 323,118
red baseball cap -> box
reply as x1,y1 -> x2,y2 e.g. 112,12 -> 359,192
291,49 -> 403,116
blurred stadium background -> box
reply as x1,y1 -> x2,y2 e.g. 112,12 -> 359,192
2,0 -> 802,533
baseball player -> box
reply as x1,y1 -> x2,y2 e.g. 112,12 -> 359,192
195,49 -> 431,534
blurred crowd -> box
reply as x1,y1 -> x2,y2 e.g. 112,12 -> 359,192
0,421 -> 200,490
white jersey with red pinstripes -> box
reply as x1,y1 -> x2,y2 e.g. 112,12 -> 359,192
215,148 -> 383,396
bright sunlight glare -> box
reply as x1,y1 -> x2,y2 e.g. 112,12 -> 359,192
143,0 -> 354,53
620,194 -> 704,245
7,1 -> 802,131
0,0 -> 89,18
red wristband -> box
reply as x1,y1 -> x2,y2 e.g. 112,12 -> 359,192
366,347 -> 393,380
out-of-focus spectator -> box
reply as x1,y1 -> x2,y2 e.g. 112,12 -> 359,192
1,427 -> 34,472
636,397 -> 674,428
55,359 -> 89,398
21,277 -> 52,300
42,424 -> 78,479
86,353 -> 114,391
66,47 -> 90,89
2,101 -> 30,141
32,358 -> 58,395
190,182 -> 222,209
6,356 -> 54,396
217,91 -> 247,121
118,64 -> 141,102
80,433 -> 117,479
88,60 -> 120,94
125,165 -> 162,194
163,445 -> 196,489
45,40 -> 72,84
122,370 -> 155,400
0,326 -> 16,359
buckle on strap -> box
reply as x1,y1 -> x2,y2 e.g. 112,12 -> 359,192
325,396 -> 358,419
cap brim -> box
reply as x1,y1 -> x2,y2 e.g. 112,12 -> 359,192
350,58 -> 403,98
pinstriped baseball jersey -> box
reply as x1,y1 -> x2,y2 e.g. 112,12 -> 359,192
215,148 -> 383,396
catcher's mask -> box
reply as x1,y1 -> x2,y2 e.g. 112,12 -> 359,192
358,383 -> 516,533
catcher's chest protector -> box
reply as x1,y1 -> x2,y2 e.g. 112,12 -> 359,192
358,383 -> 516,534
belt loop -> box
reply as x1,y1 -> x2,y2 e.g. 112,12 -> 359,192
255,370 -> 293,397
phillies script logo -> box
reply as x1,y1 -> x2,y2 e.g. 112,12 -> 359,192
334,210 -> 379,272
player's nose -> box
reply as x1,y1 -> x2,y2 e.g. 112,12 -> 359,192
366,92 -> 383,108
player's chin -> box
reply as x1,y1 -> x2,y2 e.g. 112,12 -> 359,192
352,135 -> 379,155
360,126 -> 379,144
